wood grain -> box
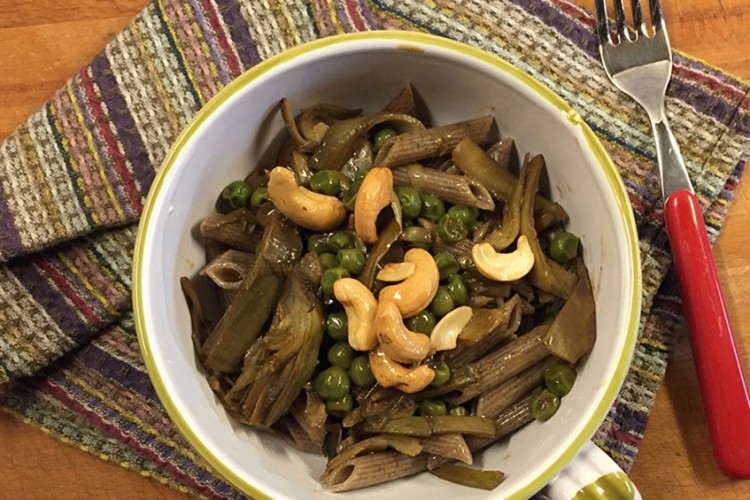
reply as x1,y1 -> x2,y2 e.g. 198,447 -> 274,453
1,1 -> 749,498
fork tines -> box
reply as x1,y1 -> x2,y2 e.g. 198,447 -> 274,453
595,0 -> 664,44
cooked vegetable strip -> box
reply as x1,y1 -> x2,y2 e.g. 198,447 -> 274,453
429,464 -> 505,491
449,326 -> 550,405
323,451 -> 429,492
520,155 -> 577,298
374,116 -> 494,167
542,262 -> 596,363
392,164 -> 495,211
475,357 -> 558,419
200,249 -> 256,290
180,277 -> 213,359
201,217 -> 302,372
422,433 -> 473,465
310,112 -> 425,171
235,269 -> 325,427
483,155 -> 528,251
280,98 -> 317,153
201,272 -> 285,373
357,217 -> 402,289
297,102 -> 362,142
199,209 -> 260,252
366,416 -> 495,438
452,138 -> 565,217
380,83 -> 417,116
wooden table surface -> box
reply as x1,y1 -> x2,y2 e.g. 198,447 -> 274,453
1,0 -> 750,498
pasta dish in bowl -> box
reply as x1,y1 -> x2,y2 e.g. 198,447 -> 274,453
133,31 -> 641,499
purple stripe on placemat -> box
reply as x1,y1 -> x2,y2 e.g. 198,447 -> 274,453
90,54 -> 156,200
77,343 -> 159,402
8,258 -> 91,344
214,0 -> 262,69
515,0 -> 600,59
0,186 -> 24,258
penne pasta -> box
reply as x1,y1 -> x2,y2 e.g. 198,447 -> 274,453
422,433 -> 473,465
200,249 -> 256,290
323,451 -> 429,492
448,326 -> 550,405
374,116 -> 495,167
474,357 -> 558,419
380,83 -> 418,116
392,164 -> 495,210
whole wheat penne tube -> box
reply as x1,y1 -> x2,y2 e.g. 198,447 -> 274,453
466,393 -> 534,453
475,357 -> 558,419
374,116 -> 494,167
422,433 -> 473,466
324,451 -> 429,492
200,249 -> 256,290
380,83 -> 417,116
392,164 -> 495,210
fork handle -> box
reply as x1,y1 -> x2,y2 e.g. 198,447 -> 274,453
664,189 -> 750,478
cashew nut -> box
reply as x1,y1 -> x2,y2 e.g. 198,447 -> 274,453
369,345 -> 435,394
471,235 -> 535,282
354,167 -> 393,244
333,278 -> 378,351
267,166 -> 346,231
430,306 -> 473,353
376,262 -> 416,282
375,299 -> 432,364
378,248 -> 439,318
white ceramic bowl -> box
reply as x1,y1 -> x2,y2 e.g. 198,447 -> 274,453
134,31 -> 641,499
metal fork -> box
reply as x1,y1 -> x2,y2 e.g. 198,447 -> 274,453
595,0 -> 750,479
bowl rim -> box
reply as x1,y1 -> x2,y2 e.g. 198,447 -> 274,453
133,30 -> 642,499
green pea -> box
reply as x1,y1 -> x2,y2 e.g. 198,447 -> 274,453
328,231 -> 355,252
315,366 -> 351,401
437,214 -> 469,243
446,205 -> 479,224
307,233 -> 330,254
448,405 -> 469,416
354,168 -> 369,185
326,311 -> 349,341
326,393 -> 354,414
430,361 -> 451,387
549,231 -> 580,263
349,355 -> 376,387
328,341 -> 355,369
320,267 -> 350,296
406,310 -> 437,334
337,248 -> 366,275
446,274 -> 469,305
396,187 -> 422,219
544,364 -> 577,397
250,186 -> 270,210
371,279 -> 386,296
419,398 -> 447,417
373,127 -> 397,152
309,169 -> 342,196
430,286 -> 455,317
319,252 -> 339,270
419,194 -> 446,222
434,252 -> 461,281
529,388 -> 560,421
221,180 -> 252,209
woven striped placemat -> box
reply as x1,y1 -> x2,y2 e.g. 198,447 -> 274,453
1,0 -> 748,497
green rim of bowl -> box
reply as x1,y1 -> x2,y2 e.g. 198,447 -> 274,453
133,30 -> 641,500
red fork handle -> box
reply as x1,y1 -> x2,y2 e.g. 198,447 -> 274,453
664,189 -> 750,478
